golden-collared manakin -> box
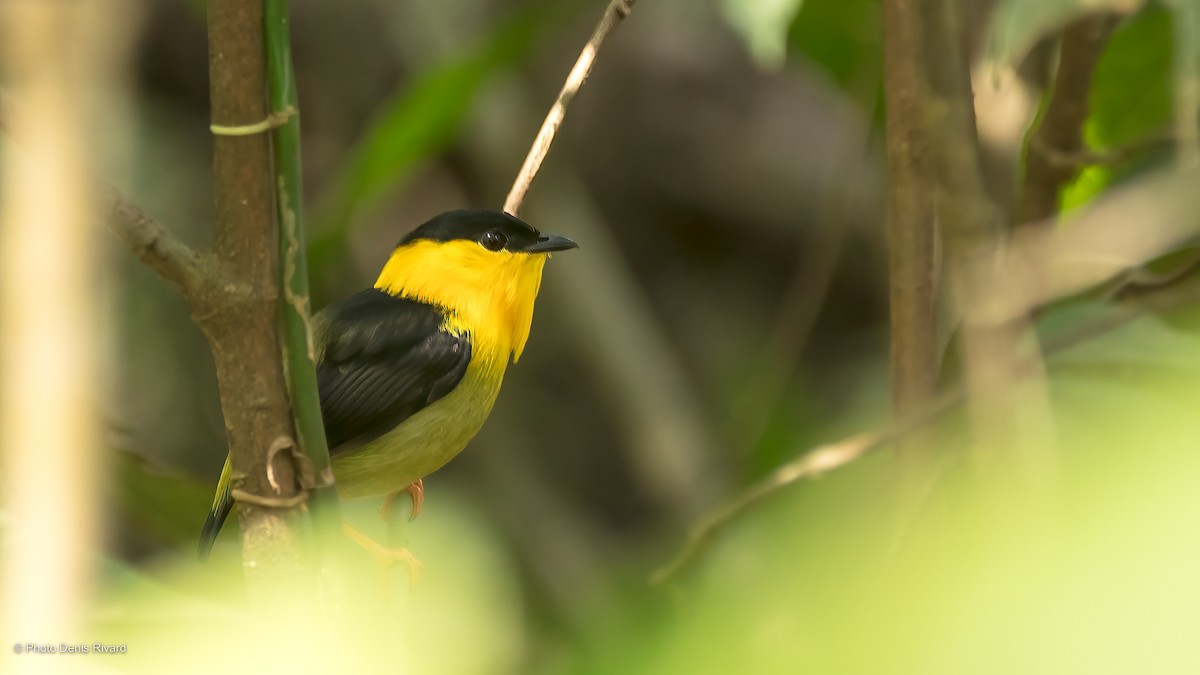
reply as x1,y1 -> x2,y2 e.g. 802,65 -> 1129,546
198,209 -> 577,558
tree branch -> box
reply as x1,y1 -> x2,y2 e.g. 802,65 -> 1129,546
503,0 -> 636,216
1037,131 -> 1173,170
101,183 -> 210,298
206,0 -> 305,585
1020,15 -> 1118,223
651,401 -> 956,587
918,0 -> 1056,472
881,0 -> 941,483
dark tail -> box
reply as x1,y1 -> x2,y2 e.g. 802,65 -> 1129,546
198,456 -> 234,561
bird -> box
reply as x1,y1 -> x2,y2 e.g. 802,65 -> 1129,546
198,209 -> 577,560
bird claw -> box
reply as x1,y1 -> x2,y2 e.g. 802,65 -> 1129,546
378,479 -> 424,522
405,480 -> 424,521
341,521 -> 422,584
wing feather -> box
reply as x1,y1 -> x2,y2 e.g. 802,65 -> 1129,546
315,289 -> 471,452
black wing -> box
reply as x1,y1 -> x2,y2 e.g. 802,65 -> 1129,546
315,289 -> 472,453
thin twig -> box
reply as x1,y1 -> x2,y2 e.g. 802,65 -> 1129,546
1037,132 -> 1174,171
102,183 -> 209,297
503,0 -> 636,216
651,261 -> 1200,586
651,407 -> 952,587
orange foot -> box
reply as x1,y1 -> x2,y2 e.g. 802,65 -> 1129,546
378,479 -> 424,522
341,521 -> 422,584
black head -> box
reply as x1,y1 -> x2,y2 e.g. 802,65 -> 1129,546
398,209 -> 578,253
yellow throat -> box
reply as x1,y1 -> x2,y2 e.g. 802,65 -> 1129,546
374,239 -> 548,367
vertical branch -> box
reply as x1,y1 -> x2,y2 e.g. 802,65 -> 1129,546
1020,15 -> 1118,223
882,0 -> 940,483
265,0 -> 341,542
1175,0 -> 1200,167
915,0 -> 1055,475
206,0 -> 305,585
503,0 -> 636,216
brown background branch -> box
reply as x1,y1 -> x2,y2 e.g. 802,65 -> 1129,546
1020,15 -> 1119,224
882,0 -> 941,484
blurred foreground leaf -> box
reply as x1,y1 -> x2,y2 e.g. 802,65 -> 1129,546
89,489 -> 524,675
630,306 -> 1200,674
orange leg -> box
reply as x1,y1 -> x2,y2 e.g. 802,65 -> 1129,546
341,521 -> 422,584
378,479 -> 424,522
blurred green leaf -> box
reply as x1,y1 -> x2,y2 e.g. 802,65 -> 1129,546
1059,164 -> 1113,210
1087,6 -> 1174,148
308,11 -> 541,275
787,0 -> 882,89
1061,6 -> 1174,210
721,0 -> 807,70
989,0 -> 1148,66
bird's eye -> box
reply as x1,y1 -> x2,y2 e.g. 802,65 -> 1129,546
480,230 -> 508,251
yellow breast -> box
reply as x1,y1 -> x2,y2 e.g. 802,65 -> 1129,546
331,238 -> 549,497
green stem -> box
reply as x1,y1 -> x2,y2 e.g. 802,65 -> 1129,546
1175,0 -> 1200,168
264,0 -> 341,534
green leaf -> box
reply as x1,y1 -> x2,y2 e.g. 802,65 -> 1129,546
787,0 -> 882,89
721,0 -> 807,70
1087,6 -> 1174,148
1060,6 -> 1174,210
989,0 -> 1148,66
1059,164 -> 1113,211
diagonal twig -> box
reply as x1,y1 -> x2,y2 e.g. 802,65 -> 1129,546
503,0 -> 636,216
102,183 -> 210,297
651,259 -> 1200,587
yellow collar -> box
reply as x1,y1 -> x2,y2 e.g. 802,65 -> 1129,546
374,239 -> 548,365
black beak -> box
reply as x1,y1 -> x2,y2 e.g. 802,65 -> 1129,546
522,233 -> 578,253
